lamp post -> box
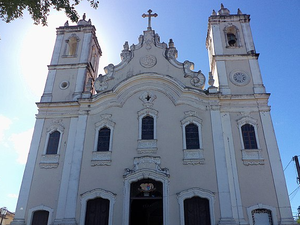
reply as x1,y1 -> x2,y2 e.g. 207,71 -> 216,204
0,207 -> 7,225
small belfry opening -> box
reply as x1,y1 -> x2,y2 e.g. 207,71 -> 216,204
225,25 -> 238,47
130,179 -> 163,225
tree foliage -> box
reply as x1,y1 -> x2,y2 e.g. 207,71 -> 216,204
0,0 -> 98,26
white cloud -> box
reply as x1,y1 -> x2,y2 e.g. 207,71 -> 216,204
9,128 -> 34,164
0,114 -> 12,142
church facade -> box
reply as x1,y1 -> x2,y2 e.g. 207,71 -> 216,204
12,5 -> 296,225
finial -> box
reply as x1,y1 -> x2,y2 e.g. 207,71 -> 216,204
218,4 -> 230,15
142,9 -> 158,30
237,8 -> 242,15
212,10 -> 217,15
83,13 -> 86,21
208,72 -> 215,87
64,20 -> 69,26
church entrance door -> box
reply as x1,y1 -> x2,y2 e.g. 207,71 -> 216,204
129,179 -> 163,225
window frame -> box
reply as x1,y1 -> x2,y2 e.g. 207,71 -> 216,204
43,125 -> 64,155
45,130 -> 61,155
138,108 -> 158,140
237,117 -> 264,165
137,108 -> 158,154
181,117 -> 203,150
237,117 -> 260,150
141,115 -> 154,140
40,122 -> 64,169
96,127 -> 112,152
241,123 -> 258,149
92,115 -> 115,166
181,113 -> 204,165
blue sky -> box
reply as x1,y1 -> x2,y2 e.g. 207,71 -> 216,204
0,0 -> 300,217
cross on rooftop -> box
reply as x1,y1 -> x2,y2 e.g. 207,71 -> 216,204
142,9 -> 158,30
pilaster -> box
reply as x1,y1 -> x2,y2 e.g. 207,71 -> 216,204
54,114 -> 88,224
221,112 -> 247,224
210,108 -> 237,225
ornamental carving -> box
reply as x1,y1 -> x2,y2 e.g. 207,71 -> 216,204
95,64 -> 115,93
140,55 -> 157,68
183,61 -> 205,89
183,149 -> 205,165
123,156 -> 169,178
139,91 -> 157,107
120,41 -> 132,62
241,149 -> 264,166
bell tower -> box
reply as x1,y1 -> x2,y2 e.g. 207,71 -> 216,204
41,14 -> 101,102
206,4 -> 265,95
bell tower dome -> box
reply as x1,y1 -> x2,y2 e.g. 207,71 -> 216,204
41,14 -> 101,102
206,4 -> 265,95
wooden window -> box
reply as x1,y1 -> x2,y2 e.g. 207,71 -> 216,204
185,123 -> 200,149
184,196 -> 211,225
46,131 -> 60,154
31,210 -> 49,225
241,124 -> 258,149
97,127 -> 111,151
142,116 -> 154,140
85,198 -> 109,225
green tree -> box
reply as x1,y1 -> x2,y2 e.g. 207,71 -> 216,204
0,0 -> 98,26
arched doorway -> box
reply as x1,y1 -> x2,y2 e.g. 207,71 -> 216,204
129,178 -> 163,225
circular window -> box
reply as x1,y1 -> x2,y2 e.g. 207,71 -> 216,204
60,81 -> 69,89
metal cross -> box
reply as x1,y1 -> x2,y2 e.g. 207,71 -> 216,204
142,9 -> 158,30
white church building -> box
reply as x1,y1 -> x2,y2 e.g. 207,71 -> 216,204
12,5 -> 296,225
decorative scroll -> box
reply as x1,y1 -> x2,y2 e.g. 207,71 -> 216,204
183,61 -> 205,89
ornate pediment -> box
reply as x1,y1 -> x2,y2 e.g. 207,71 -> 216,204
94,13 -> 206,94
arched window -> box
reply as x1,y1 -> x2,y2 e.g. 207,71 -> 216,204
224,25 -> 240,47
184,196 -> 211,225
46,131 -> 61,154
97,127 -> 111,152
241,124 -> 258,149
142,116 -> 154,140
85,198 -> 109,225
185,123 -> 200,149
251,208 -> 273,225
31,210 -> 49,225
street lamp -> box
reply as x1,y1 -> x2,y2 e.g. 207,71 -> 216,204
0,207 -> 7,225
